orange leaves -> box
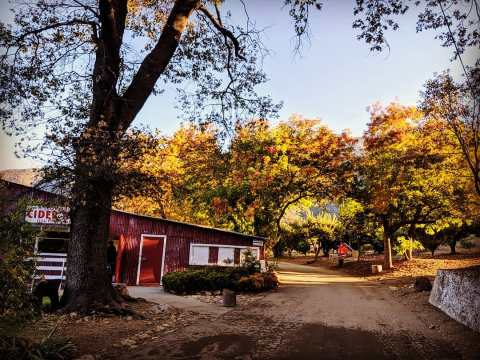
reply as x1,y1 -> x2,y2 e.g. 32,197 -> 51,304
364,103 -> 423,152
117,116 -> 357,235
359,101 -> 473,232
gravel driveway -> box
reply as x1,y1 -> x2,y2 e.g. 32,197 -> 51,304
117,262 -> 480,360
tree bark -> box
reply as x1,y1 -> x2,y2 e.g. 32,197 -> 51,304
62,178 -> 121,312
383,229 -> 393,270
314,243 -> 321,261
407,237 -> 413,261
449,239 -> 457,255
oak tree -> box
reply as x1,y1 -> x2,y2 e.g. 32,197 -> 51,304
0,0 -> 305,312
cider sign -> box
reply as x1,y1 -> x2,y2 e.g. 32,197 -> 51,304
25,206 -> 70,225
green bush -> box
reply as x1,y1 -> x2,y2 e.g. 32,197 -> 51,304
295,241 -> 310,255
163,269 -> 233,294
0,263 -> 40,334
188,265 -> 251,278
273,239 -> 287,257
162,268 -> 278,294
460,237 -> 475,249
0,190 -> 41,335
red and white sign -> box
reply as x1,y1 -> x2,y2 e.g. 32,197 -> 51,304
25,206 -> 70,225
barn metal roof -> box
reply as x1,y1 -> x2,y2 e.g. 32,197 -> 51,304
112,208 -> 266,240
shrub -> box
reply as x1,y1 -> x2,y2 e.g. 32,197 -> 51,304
189,265 -> 251,278
460,237 -> 475,249
162,268 -> 279,294
262,272 -> 279,290
0,263 -> 40,334
295,241 -> 310,255
236,272 -> 279,292
393,236 -> 424,259
0,191 -> 41,334
163,269 -> 236,294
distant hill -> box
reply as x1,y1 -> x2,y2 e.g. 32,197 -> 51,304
0,168 -> 41,187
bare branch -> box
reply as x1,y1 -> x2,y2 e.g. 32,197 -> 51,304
197,5 -> 246,61
15,19 -> 98,43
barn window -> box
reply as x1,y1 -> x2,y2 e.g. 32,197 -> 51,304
189,244 -> 260,266
241,247 -> 258,262
190,245 -> 209,265
218,247 -> 234,266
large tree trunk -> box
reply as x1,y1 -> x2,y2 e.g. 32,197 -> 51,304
61,178 -> 121,312
58,0 -> 199,313
383,230 -> 393,270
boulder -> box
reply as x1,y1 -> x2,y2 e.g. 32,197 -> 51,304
429,266 -> 480,332
414,276 -> 432,292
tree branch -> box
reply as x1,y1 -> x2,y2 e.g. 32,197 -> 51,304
118,0 -> 200,129
15,19 -> 99,43
197,5 -> 246,61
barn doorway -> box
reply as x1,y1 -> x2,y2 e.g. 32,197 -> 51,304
136,235 -> 166,285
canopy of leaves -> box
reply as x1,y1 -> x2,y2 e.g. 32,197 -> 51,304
357,102 -> 474,237
116,117 -> 356,240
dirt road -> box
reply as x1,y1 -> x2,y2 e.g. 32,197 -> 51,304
117,262 -> 479,360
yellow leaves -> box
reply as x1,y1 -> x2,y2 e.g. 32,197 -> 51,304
263,155 -> 271,166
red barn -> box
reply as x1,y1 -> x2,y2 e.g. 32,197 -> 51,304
1,179 -> 266,286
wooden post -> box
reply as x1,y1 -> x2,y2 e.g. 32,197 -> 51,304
222,289 -> 236,307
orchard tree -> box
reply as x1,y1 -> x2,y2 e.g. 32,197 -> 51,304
417,219 -> 471,256
358,103 -> 470,268
115,125 -> 225,225
116,117 -> 355,241
420,68 -> 480,199
282,202 -> 340,261
208,117 -> 355,239
337,198 -> 376,256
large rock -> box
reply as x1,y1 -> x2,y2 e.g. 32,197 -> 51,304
414,276 -> 432,292
429,266 -> 480,332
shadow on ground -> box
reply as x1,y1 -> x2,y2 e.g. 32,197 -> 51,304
163,323 -> 461,360
276,323 -> 461,360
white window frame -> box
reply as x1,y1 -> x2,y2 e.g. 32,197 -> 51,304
188,243 -> 260,266
190,244 -> 211,265
136,234 -> 167,285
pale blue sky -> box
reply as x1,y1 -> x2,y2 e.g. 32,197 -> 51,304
0,0 -> 472,170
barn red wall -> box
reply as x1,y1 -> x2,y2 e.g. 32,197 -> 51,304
109,211 -> 265,285
3,180 -> 266,286
0,180 -> 66,215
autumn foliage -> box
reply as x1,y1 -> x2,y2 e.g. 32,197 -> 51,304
118,105 -> 478,269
